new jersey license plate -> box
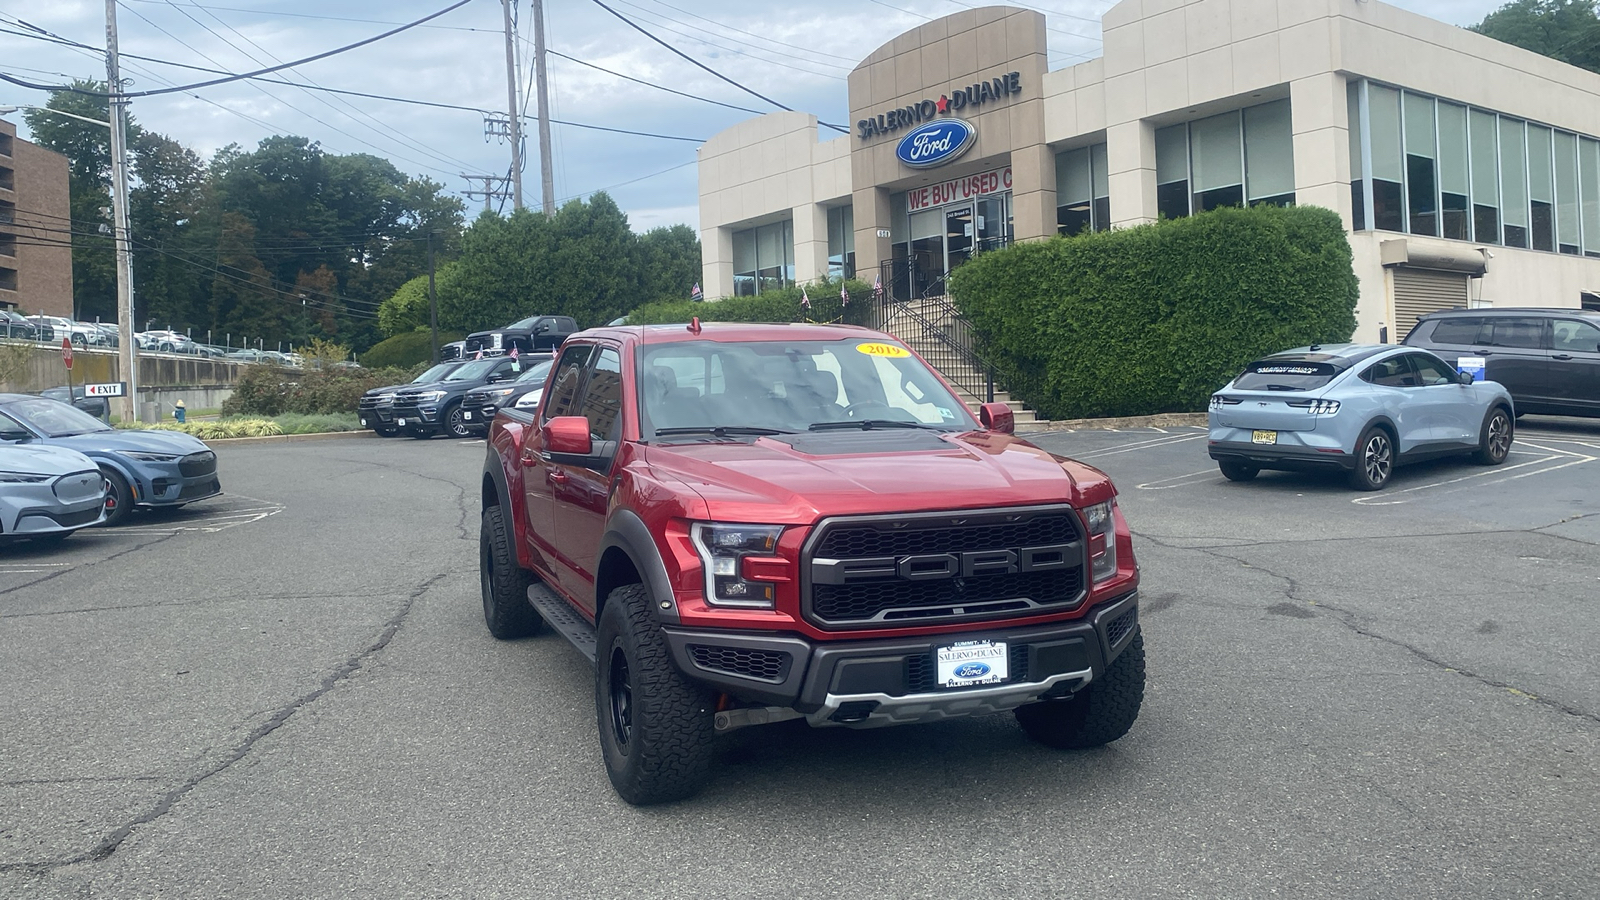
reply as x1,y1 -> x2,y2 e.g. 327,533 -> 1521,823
936,640 -> 1008,688
1251,430 -> 1277,444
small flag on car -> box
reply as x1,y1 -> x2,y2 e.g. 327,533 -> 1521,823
690,282 -> 703,302
873,273 -> 883,300
509,346 -> 519,360
800,286 -> 811,310
840,282 -> 849,307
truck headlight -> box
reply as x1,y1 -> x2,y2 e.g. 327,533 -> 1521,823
1084,500 -> 1117,582
690,523 -> 787,608
416,390 -> 446,403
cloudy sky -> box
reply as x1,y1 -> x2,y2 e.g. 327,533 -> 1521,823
2,0 -> 1508,234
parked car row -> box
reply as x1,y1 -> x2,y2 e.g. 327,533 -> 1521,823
0,394 -> 222,545
357,354 -> 553,439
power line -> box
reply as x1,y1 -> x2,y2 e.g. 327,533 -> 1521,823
0,0 -> 476,98
118,0 -> 494,33
543,46 -> 763,116
629,0 -> 862,64
607,0 -> 852,79
585,0 -> 850,133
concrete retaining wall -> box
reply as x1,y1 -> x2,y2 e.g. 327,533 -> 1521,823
2,343 -> 241,419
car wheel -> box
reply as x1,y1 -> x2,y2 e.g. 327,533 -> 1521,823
479,506 -> 543,639
71,334 -> 87,348
1015,632 -> 1146,749
98,468 -> 133,526
596,583 -> 715,805
1348,425 -> 1395,491
444,404 -> 470,439
1218,460 -> 1259,482
1474,406 -> 1513,466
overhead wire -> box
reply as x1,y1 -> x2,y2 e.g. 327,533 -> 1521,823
607,0 -> 852,79
627,0 -> 862,64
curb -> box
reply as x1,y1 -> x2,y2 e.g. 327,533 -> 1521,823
206,430 -> 379,446
1020,412 -> 1208,432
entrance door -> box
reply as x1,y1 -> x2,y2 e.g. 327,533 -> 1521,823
976,196 -> 1008,253
945,205 -> 973,274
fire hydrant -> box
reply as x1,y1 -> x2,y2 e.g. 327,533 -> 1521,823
173,400 -> 186,424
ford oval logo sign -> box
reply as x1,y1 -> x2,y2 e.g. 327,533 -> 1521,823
896,119 -> 976,169
953,662 -> 991,679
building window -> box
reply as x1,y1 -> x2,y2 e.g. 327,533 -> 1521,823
1404,93 -> 1438,236
1368,85 -> 1405,232
731,220 -> 794,296
1528,125 -> 1555,251
0,132 -> 13,157
1582,138 -> 1600,257
1055,144 -> 1109,235
1469,109 -> 1500,244
0,165 -> 13,192
1158,100 -> 1295,220
826,205 -> 854,279
1555,130 -> 1580,254
1438,101 -> 1470,240
0,267 -> 15,292
1500,118 -> 1529,248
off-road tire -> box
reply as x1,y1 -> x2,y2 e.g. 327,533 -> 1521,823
479,506 -> 542,639
97,468 -> 133,527
1218,460 -> 1259,482
595,583 -> 715,805
1015,631 -> 1145,749
1347,425 -> 1394,491
1474,406 -> 1513,466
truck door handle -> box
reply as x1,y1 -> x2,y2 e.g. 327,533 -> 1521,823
547,470 -> 568,485
519,451 -> 538,468
1471,348 -> 1494,356
1552,353 -> 1573,360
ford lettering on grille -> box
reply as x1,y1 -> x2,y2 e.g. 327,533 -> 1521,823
811,543 -> 1074,584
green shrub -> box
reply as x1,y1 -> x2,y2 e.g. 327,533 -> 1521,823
360,330 -> 465,369
949,205 -> 1359,420
626,278 -> 875,328
271,412 -> 362,434
221,363 -> 422,417
120,419 -> 284,439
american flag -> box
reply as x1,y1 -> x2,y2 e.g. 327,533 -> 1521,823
800,286 -> 811,309
840,283 -> 849,307
873,273 -> 884,301
690,282 -> 703,302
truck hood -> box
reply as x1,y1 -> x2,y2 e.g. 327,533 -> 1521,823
645,429 -> 1111,523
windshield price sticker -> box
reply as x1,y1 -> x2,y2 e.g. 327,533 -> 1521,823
936,640 -> 1008,688
857,342 -> 911,358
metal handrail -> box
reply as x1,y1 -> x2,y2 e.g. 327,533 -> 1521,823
875,257 -> 997,402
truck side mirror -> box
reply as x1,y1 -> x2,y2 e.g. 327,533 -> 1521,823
978,402 -> 1014,434
543,416 -> 593,456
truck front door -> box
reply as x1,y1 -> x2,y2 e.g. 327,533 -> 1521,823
547,345 -> 625,613
521,343 -> 593,584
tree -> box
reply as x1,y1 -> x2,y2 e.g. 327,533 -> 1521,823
1472,0 -> 1600,74
637,224 -> 702,306
130,130 -> 207,331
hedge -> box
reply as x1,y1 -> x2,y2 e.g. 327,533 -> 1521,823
626,278 -> 875,328
948,204 -> 1359,420
360,329 -> 465,369
222,364 -> 422,417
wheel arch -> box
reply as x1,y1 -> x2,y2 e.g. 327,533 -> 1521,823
596,509 -> 680,626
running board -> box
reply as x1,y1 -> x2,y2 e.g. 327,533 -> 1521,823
526,582 -> 598,663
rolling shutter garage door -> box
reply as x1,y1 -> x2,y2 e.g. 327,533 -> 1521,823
1393,269 -> 1469,341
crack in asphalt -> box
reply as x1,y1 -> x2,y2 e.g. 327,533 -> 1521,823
1132,527 -> 1600,727
319,451 -> 477,543
1132,513 -> 1595,552
0,592 -> 412,621
0,571 -> 449,877
0,532 -> 182,598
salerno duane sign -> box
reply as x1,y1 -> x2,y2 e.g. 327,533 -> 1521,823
857,71 -> 1023,140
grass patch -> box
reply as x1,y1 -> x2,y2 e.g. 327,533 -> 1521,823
116,412 -> 362,439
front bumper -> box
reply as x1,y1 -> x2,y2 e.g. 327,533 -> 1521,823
389,404 -> 440,432
661,590 -> 1140,728
460,400 -> 497,432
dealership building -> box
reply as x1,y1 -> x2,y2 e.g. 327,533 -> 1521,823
697,0 -> 1600,342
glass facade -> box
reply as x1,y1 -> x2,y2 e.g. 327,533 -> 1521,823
1155,98 -> 1295,220
826,205 -> 855,279
731,220 -> 794,296
1349,77 -> 1600,257
1055,143 -> 1110,235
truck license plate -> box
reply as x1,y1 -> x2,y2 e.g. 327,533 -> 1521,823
936,640 -> 1008,688
1251,430 -> 1277,444
396,418 -> 407,426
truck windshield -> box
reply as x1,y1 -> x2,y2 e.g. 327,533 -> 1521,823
637,339 -> 973,439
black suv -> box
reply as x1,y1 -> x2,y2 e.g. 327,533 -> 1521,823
460,355 -> 554,435
1404,307 -> 1600,418
357,361 -> 465,437
390,355 -> 529,438
464,315 -> 577,357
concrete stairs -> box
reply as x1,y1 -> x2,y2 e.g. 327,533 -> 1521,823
877,296 -> 1046,428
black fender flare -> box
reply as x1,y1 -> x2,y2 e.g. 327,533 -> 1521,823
482,446 -> 513,514
597,508 -> 680,625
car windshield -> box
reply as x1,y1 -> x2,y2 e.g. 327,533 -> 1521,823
4,398 -> 113,437
1233,359 -> 1346,391
444,358 -> 523,382
515,360 -> 553,383
637,338 -> 971,439
413,363 -> 459,383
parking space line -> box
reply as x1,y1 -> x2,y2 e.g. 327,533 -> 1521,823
1353,439 -> 1596,506
1135,469 -> 1219,490
1074,432 -> 1208,459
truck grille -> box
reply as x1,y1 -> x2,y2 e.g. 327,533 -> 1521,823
687,645 -> 791,683
803,506 -> 1086,629
178,451 -> 216,478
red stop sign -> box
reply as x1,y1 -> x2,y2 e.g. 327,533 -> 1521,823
62,337 -> 73,370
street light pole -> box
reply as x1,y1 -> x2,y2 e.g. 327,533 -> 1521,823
105,0 -> 139,424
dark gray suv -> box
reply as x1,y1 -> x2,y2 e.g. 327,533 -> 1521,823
1403,307 -> 1600,418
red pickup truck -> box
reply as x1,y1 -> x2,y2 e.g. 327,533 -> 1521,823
481,321 -> 1144,804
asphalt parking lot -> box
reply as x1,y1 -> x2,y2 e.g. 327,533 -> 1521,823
1,421 -> 1596,899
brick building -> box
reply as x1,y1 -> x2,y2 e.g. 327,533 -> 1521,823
0,116 -> 75,318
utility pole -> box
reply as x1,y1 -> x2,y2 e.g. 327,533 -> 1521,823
427,230 -> 439,364
500,0 -> 524,210
105,0 -> 139,424
459,173 -> 511,212
531,0 -> 555,215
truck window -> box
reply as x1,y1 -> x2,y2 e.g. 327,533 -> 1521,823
542,344 -> 594,422
575,348 -> 624,443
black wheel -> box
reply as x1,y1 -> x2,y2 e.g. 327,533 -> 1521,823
1015,632 -> 1146,749
479,506 -> 542,639
1475,406 -> 1513,466
97,468 -> 133,527
1347,425 -> 1394,491
1218,460 -> 1259,482
595,583 -> 715,805
444,403 -> 470,439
